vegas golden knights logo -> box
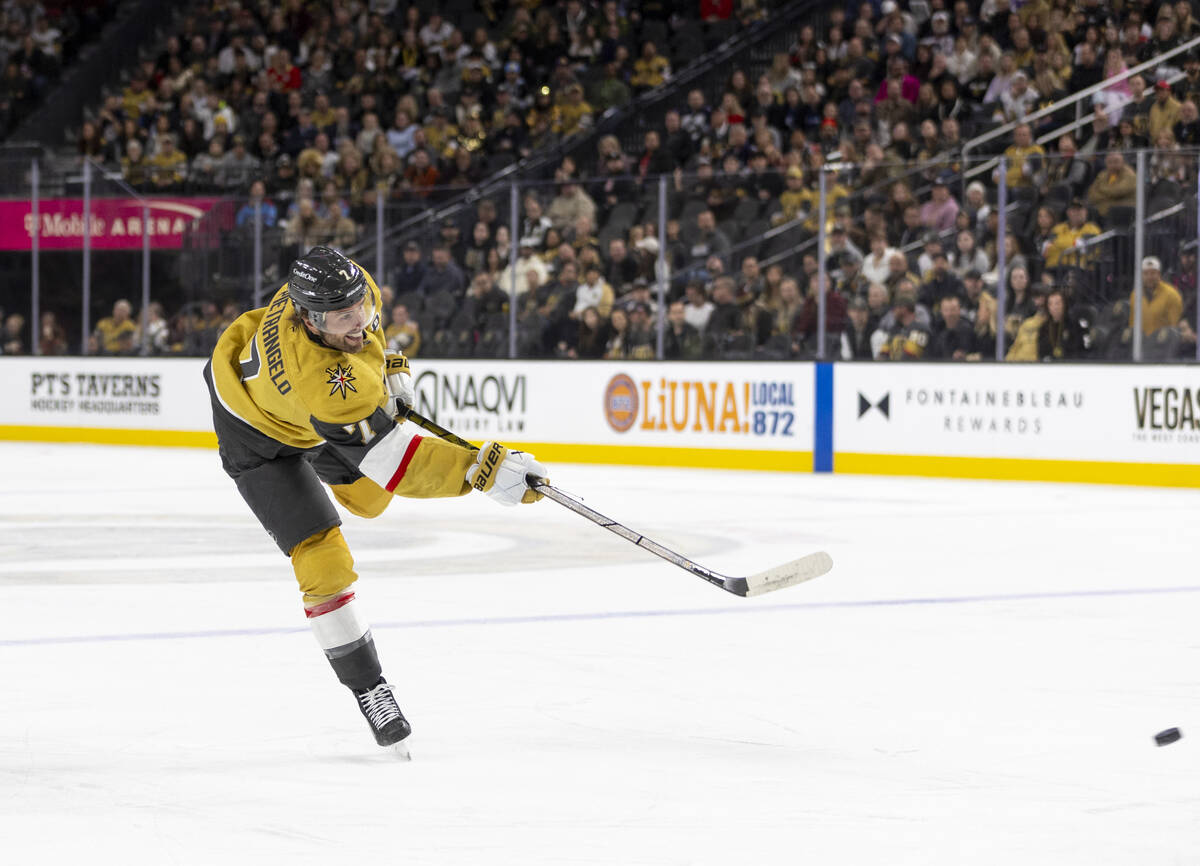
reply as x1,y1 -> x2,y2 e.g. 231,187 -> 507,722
326,363 -> 357,399
472,442 -> 505,491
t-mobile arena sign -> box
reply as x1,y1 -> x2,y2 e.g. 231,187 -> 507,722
0,197 -> 220,250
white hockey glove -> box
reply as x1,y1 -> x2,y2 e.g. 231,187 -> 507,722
465,441 -> 547,506
384,352 -> 414,419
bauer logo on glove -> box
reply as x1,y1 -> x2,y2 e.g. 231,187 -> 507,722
383,352 -> 414,419
466,442 -> 547,506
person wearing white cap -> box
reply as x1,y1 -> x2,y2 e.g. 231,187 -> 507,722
1130,256 -> 1183,337
995,69 -> 1039,123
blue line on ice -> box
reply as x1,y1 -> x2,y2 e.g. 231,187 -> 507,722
3,584 -> 1199,648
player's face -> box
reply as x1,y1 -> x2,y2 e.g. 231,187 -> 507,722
311,295 -> 375,353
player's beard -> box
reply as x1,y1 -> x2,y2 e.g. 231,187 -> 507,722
323,330 -> 367,353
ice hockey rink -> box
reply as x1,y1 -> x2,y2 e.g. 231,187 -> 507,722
1,441 -> 1197,865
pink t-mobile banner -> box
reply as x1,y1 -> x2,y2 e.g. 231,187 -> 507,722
0,197 -> 221,250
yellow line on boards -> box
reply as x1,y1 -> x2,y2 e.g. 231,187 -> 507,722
8,427 -> 1197,487
499,442 -> 814,473
0,426 -> 217,448
0,426 -> 813,472
836,452 -> 1200,488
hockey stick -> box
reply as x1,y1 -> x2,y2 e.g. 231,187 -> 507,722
400,408 -> 833,598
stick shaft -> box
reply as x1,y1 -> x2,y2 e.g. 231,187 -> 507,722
399,408 -> 831,597
401,408 -> 731,590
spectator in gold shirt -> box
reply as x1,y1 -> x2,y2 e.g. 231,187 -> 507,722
1130,256 -> 1184,336
994,123 -> 1044,190
385,303 -> 421,357
1149,79 -> 1182,141
94,299 -> 138,356
148,134 -> 188,191
1042,199 -> 1101,268
631,41 -> 670,92
554,83 -> 594,136
1087,151 -> 1137,218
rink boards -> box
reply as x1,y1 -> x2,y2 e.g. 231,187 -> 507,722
1,357 -> 1198,487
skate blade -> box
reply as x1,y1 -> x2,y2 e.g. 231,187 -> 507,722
389,739 -> 412,761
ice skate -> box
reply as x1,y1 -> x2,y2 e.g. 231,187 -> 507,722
354,678 -> 412,752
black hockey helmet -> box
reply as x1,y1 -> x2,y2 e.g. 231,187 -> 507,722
287,246 -> 367,313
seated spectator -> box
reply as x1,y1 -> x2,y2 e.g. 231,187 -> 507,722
147,134 -> 188,190
93,299 -> 137,356
550,299 -> 597,357
572,264 -> 614,319
1037,134 -> 1091,199
988,121 -> 1038,188
1043,199 -> 1101,269
663,299 -> 703,359
689,209 -> 732,270
37,310 -> 68,355
1,312 -> 25,355
1087,151 -> 1137,219
921,251 -> 965,309
762,273 -> 800,342
876,290 -> 932,362
498,240 -> 551,298
841,296 -> 874,360
282,197 -> 327,252
953,230 -> 990,279
1149,79 -> 1182,142
793,271 -> 848,351
930,295 -> 977,361
385,107 -> 419,160
555,82 -> 594,136
624,302 -> 657,359
703,276 -> 746,354
1174,98 -> 1200,146
546,180 -> 597,231
1005,297 -> 1048,362
417,244 -> 469,297
235,180 -> 278,228
461,270 -> 508,336
121,138 -> 149,188
519,195 -> 552,248
919,173 -> 960,233
603,306 -> 632,359
219,136 -> 260,191
1037,289 -> 1087,360
385,303 -> 421,357
462,221 -> 494,276
994,70 -> 1039,123
1131,256 -> 1184,336
682,281 -> 714,334
631,41 -> 670,93
1004,266 -> 1037,334
737,255 -> 766,305
391,241 -> 426,292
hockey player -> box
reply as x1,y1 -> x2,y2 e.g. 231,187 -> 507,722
203,246 -> 547,749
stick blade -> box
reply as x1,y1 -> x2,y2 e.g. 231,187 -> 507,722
727,551 -> 833,598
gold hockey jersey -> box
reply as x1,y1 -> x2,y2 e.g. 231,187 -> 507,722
209,278 -> 475,499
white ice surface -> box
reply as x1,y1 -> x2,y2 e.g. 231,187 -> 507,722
1,442 -> 1198,865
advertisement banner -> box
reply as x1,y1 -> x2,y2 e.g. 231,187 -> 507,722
834,364 -> 1200,482
0,357 -> 213,434
0,358 -> 815,470
411,360 -> 814,458
0,197 -> 220,250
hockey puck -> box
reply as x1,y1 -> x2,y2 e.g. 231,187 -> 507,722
1154,727 -> 1182,747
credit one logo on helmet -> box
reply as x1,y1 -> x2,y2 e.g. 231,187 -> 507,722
603,374 -> 796,436
413,370 -> 527,434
